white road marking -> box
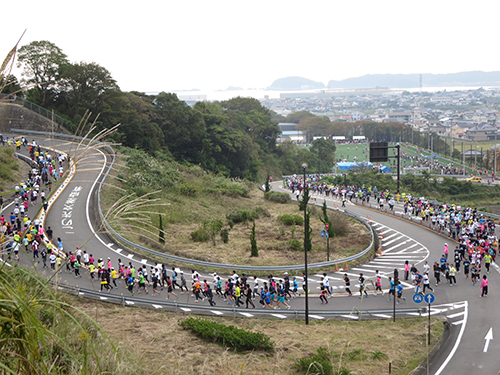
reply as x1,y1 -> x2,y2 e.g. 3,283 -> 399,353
435,301 -> 468,375
180,307 -> 191,312
446,312 -> 465,319
239,312 -> 253,318
152,304 -> 162,309
211,310 -> 223,315
271,314 -> 287,319
309,315 -> 324,320
341,314 -> 358,320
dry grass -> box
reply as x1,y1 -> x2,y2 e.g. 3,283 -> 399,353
77,299 -> 444,375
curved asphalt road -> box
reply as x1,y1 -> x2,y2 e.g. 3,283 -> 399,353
4,135 -> 499,374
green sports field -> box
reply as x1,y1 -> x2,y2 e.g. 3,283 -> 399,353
334,142 -> 488,175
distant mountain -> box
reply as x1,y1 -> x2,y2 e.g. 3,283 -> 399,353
226,86 -> 243,90
268,76 -> 325,90
327,71 -> 500,89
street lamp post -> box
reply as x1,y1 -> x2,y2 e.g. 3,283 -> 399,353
302,163 -> 309,325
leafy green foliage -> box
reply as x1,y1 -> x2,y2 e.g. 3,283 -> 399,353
226,207 -> 266,225
287,239 -> 302,251
220,228 -> 229,244
295,347 -> 334,375
278,214 -> 304,226
264,191 -> 291,204
179,182 -> 197,197
0,148 -> 19,192
369,350 -> 388,360
179,317 -> 274,353
204,219 -> 224,246
320,200 -> 334,239
190,227 -> 209,242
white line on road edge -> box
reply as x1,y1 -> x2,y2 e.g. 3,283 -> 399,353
435,300 -> 468,375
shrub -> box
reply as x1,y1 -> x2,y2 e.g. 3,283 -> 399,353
220,228 -> 229,243
278,214 -> 304,226
287,239 -> 302,251
264,191 -> 291,204
190,227 -> 209,242
226,208 -> 264,225
179,182 -> 198,197
295,347 -> 334,375
179,317 -> 274,353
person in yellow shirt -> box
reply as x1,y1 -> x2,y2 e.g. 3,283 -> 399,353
89,263 -> 96,279
110,268 -> 118,288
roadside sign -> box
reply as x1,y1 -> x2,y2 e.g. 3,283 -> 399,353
321,231 -> 325,238
424,293 -> 435,304
413,294 -> 423,303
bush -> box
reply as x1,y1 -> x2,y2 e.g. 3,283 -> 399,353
179,182 -> 198,197
278,214 -> 304,226
295,347 -> 334,375
220,228 -> 229,243
226,207 -> 267,225
264,191 -> 291,204
287,239 -> 302,251
190,227 -> 209,242
179,317 -> 274,353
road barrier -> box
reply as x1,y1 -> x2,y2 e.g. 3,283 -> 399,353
53,282 -> 427,320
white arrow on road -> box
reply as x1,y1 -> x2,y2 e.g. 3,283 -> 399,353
483,328 -> 493,353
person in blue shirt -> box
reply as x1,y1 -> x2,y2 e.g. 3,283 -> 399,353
396,282 -> 405,304
388,277 -> 395,302
127,275 -> 134,296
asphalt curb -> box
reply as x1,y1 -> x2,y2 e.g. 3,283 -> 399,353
409,318 -> 450,375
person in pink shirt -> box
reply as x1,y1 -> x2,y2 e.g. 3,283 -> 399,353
107,257 -> 112,270
480,275 -> 488,297
444,243 -> 449,260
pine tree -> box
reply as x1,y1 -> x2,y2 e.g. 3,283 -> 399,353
250,219 -> 258,257
159,214 -> 165,244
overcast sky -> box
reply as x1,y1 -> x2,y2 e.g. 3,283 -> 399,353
3,0 -> 500,93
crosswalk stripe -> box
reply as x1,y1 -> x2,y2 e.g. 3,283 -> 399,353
446,312 -> 465,319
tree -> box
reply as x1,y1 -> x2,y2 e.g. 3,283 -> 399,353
17,40 -> 69,105
310,138 -> 336,173
319,200 -> 334,260
220,96 -> 270,116
0,74 -> 22,96
158,214 -> 165,244
296,116 -> 333,142
154,92 -> 207,163
250,219 -> 258,257
203,219 -> 223,246
58,61 -> 119,117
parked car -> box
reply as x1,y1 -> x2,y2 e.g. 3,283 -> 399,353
466,176 -> 483,183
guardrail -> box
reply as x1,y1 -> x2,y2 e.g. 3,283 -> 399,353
10,129 -> 376,272
55,282 -> 427,319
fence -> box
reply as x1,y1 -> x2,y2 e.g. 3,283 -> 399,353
1,94 -> 74,130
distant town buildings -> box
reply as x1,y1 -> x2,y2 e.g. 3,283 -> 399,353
261,88 -> 500,142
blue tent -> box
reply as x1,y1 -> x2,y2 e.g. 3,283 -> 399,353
380,165 -> 392,173
337,162 -> 373,170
